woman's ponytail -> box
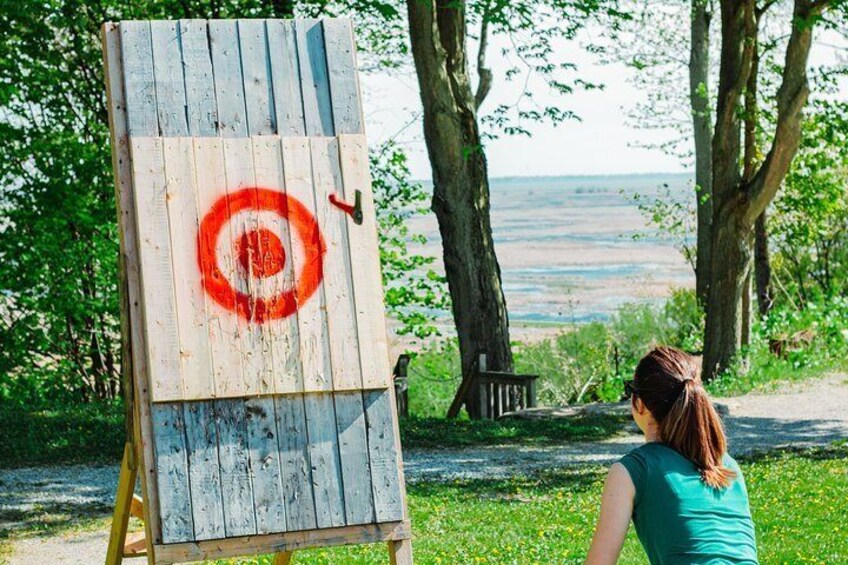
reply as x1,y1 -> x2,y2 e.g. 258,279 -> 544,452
634,347 -> 736,489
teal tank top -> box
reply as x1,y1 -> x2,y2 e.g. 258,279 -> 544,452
619,442 -> 759,565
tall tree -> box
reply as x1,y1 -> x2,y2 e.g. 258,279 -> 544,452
703,0 -> 834,377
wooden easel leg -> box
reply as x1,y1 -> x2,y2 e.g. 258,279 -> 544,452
273,551 -> 294,564
388,539 -> 413,565
106,442 -> 139,565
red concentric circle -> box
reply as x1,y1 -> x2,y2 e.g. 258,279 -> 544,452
197,187 -> 324,323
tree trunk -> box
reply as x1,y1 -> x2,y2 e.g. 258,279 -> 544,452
690,0 -> 713,306
406,0 -> 513,416
754,211 -> 773,316
703,0 -> 819,378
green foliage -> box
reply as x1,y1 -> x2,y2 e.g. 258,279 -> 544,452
370,142 -> 450,340
630,183 -> 697,273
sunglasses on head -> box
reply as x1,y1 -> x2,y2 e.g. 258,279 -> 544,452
624,379 -> 638,399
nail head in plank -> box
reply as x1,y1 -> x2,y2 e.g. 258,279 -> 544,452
304,393 -> 346,528
150,21 -> 189,136
363,389 -> 404,522
323,19 -> 364,134
151,403 -> 194,543
216,398 -> 258,537
274,394 -> 317,531
238,19 -> 276,135
296,19 -> 334,136
120,21 -> 159,136
183,400 -> 226,541
267,20 -> 306,136
335,392 -> 375,525
179,20 -> 218,136
209,20 -> 248,137
245,396 -> 288,534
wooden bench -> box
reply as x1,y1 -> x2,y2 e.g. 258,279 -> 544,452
448,353 -> 538,420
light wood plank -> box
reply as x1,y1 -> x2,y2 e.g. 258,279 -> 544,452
335,392 -> 375,525
209,20 -> 248,137
120,21 -> 159,136
251,137 -> 302,394
129,137 -> 182,401
193,137 -> 243,399
162,137 -> 214,399
304,393 -> 346,528
389,539 -> 414,565
179,19 -> 218,136
281,137 -> 332,392
274,394 -> 317,531
296,19 -> 334,136
151,403 -> 194,543
105,443 -> 138,565
245,396 -> 288,534
238,19 -> 276,135
338,135 -> 392,389
363,389 -> 404,522
323,19 -> 364,135
310,137 -> 361,390
267,20 -> 306,136
216,398 -> 257,537
222,137 -> 267,396
183,400 -> 225,541
150,21 -> 189,136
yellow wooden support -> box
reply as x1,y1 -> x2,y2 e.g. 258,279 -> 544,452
106,442 -> 139,565
273,552 -> 294,565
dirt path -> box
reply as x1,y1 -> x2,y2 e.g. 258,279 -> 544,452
3,373 -> 847,564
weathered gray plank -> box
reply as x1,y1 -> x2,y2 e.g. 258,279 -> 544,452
179,19 -> 218,136
363,389 -> 404,522
296,19 -> 334,136
304,393 -> 346,528
323,19 -> 363,134
150,20 -> 188,136
238,19 -> 275,135
267,19 -> 306,136
215,399 -> 257,537
183,401 -> 225,541
209,20 -> 248,137
151,403 -> 194,543
274,394 -> 317,531
120,21 -> 158,136
245,396 -> 287,534
334,392 -> 375,525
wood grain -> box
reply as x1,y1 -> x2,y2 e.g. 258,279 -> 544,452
363,389 -> 404,522
179,19 -> 218,136
238,19 -> 276,135
209,20 -> 248,137
216,398 -> 257,537
323,19 -> 364,135
296,19 -> 334,136
304,393 -> 346,528
267,20 -> 306,136
335,392 -> 375,525
275,394 -> 317,531
150,21 -> 188,136
151,403 -> 194,543
183,400 -> 226,541
245,396 -> 288,534
120,21 -> 159,136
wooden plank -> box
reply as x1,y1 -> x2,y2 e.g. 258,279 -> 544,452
274,394 -> 317,531
129,137 -> 182,402
183,400 -> 225,541
179,19 -> 218,136
155,520 -> 412,564
162,137 -> 214,399
310,138 -> 361,390
389,539 -> 414,565
215,398 -> 257,537
209,20 -> 248,137
281,137 -> 332,392
251,137 -> 302,394
274,552 -> 293,565
120,21 -> 159,136
267,20 -> 306,136
193,137 -> 243,399
334,392 -> 375,525
323,19 -> 364,135
238,19 -> 276,135
102,21 -> 162,547
304,393 -> 346,528
150,20 -> 189,136
151,403 -> 194,543
338,135 -> 392,389
222,137 -> 266,396
296,19 -> 334,136
363,389 -> 404,522
245,396 -> 287,534
105,443 -> 138,565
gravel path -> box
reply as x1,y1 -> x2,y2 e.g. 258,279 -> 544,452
2,373 -> 847,564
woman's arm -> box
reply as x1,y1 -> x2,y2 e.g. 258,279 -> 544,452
585,462 -> 635,565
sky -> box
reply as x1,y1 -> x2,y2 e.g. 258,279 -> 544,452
356,21 -> 848,181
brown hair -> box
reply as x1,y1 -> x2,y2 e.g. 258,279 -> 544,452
633,346 -> 736,489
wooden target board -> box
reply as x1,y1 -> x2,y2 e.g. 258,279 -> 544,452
102,18 -> 411,564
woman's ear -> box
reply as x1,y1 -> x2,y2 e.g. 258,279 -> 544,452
633,397 -> 647,415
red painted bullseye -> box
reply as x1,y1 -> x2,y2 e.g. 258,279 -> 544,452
197,187 -> 324,323
236,227 -> 287,278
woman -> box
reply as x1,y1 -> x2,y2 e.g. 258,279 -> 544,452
585,346 -> 758,564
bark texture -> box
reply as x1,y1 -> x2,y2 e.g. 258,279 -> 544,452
704,0 -> 823,378
406,0 -> 513,415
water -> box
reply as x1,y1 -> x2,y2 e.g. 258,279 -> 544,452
407,173 -> 695,326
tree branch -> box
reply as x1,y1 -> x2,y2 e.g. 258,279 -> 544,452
474,7 -> 493,110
